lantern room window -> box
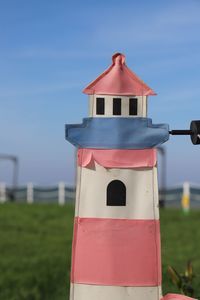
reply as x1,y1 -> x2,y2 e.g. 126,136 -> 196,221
107,180 -> 126,206
129,98 -> 138,115
96,98 -> 105,115
113,98 -> 121,115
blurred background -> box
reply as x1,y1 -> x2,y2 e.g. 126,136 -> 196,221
1,0 -> 200,299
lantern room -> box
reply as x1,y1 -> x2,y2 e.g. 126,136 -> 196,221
83,52 -> 156,118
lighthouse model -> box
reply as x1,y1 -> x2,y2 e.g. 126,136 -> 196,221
65,53 -> 196,300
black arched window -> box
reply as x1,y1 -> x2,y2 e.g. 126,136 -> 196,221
107,180 -> 126,206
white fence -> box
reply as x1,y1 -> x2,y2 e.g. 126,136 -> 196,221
0,182 -> 75,205
1,182 -> 200,208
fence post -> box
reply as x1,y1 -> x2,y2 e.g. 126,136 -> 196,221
27,182 -> 34,204
0,182 -> 6,203
181,181 -> 190,213
58,182 -> 65,206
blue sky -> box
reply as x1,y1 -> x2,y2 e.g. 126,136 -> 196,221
1,0 -> 200,186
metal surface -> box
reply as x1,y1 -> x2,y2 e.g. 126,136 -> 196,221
0,154 -> 19,200
157,147 -> 166,208
169,130 -> 192,135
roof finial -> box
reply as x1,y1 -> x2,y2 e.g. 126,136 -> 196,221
83,52 -> 156,96
112,53 -> 126,65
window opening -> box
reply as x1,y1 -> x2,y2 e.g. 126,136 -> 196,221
129,98 -> 138,115
96,98 -> 105,115
107,180 -> 126,206
113,98 -> 121,115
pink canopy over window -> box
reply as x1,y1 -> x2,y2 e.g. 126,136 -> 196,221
78,148 -> 157,168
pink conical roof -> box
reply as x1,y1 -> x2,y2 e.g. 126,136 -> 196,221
83,53 -> 156,96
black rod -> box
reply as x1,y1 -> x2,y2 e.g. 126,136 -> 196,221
169,130 -> 193,135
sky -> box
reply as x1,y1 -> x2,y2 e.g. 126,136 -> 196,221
0,0 -> 200,187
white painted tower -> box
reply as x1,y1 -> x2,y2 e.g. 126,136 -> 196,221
65,53 -> 193,300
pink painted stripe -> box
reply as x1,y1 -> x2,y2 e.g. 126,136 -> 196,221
77,148 -> 157,168
162,294 -> 196,300
71,217 -> 161,286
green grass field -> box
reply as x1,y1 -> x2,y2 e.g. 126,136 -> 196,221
0,204 -> 200,300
